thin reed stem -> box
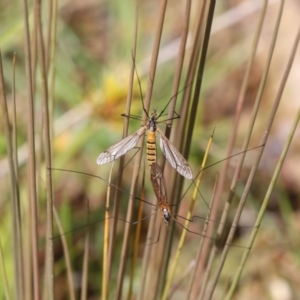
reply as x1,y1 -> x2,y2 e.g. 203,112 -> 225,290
137,195 -> 157,300
184,0 -> 215,158
53,207 -> 76,300
21,0 -> 40,297
127,168 -> 145,300
12,52 -> 24,297
0,51 -> 18,300
48,0 -> 58,141
35,0 -> 55,297
80,200 -> 90,300
164,0 -> 191,139
186,173 -> 219,300
0,239 -> 10,300
102,164 -> 114,300
107,0 -> 140,281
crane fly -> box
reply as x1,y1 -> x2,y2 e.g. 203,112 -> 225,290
96,109 -> 193,179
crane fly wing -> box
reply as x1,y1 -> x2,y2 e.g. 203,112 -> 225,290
96,126 -> 147,165
156,127 -> 193,179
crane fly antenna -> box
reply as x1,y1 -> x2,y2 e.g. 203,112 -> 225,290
155,111 -> 181,125
156,81 -> 193,120
131,51 -> 192,121
131,50 -> 149,118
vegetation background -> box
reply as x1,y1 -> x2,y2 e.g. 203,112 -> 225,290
0,0 -> 300,299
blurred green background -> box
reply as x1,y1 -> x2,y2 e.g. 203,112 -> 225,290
1,0 -> 300,299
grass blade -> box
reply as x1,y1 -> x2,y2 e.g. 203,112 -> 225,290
21,0 -> 40,297
0,51 -> 19,299
80,200 -> 89,300
0,239 -> 10,300
53,207 -> 76,300
102,163 -> 114,300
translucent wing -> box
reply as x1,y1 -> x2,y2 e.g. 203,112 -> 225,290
97,126 -> 147,165
156,127 -> 193,179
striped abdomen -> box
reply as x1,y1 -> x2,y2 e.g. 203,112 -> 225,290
146,131 -> 156,166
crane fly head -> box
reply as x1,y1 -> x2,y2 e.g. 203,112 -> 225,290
161,206 -> 171,225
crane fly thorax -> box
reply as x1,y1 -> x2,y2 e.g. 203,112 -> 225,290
148,111 -> 157,132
